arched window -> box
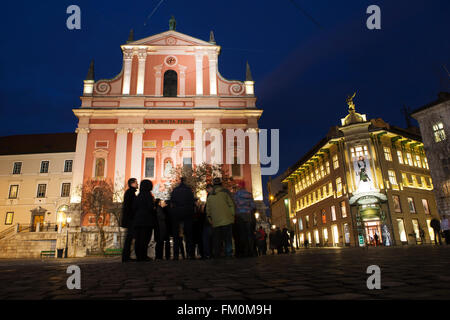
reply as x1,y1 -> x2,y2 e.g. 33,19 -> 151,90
163,70 -> 177,97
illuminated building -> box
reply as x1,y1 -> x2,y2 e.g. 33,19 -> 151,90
411,92 -> 450,219
282,94 -> 440,247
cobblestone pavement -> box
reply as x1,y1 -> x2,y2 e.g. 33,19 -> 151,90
0,246 -> 449,300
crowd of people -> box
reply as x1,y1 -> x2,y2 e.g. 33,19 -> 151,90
120,176 -> 279,262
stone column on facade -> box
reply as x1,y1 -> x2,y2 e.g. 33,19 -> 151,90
208,52 -> 217,96
122,48 -> 134,95
178,65 -> 187,97
248,128 -> 263,201
154,65 -> 163,97
70,127 -> 90,204
130,128 -> 145,184
136,49 -> 147,95
114,128 -> 129,202
195,53 -> 204,96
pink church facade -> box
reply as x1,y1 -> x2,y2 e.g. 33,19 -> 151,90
70,28 -> 264,226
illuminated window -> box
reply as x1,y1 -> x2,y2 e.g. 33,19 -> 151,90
8,185 -> 19,199
422,199 -> 430,214
401,172 -> 408,185
313,213 -> 317,226
305,215 -> 310,229
95,158 -> 106,178
384,147 -> 392,161
432,122 -> 446,142
315,168 -> 320,180
392,195 -> 402,212
388,170 -> 398,186
321,209 -> 327,224
406,153 -> 413,166
415,155 -> 421,168
306,175 -> 311,186
5,212 -> 14,225
331,205 -> 337,221
311,172 -> 315,184
317,188 -> 321,199
320,165 -> 325,177
64,160 -> 73,173
323,228 -> 329,243
350,145 -> 369,158
314,229 -> 320,245
407,197 -> 416,213
61,183 -> 71,197
340,201 -> 347,218
397,150 -> 404,164
12,162 -> 22,174
332,155 -> 339,169
423,157 -> 429,169
426,219 -> 435,243
323,185 -> 327,197
326,161 -> 330,174
328,182 -> 333,194
36,184 -> 47,198
336,177 -> 342,194
397,218 -> 407,242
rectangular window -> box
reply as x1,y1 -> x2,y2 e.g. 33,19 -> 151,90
323,185 -> 327,197
12,162 -> 22,174
406,153 -> 413,166
326,162 -> 330,174
340,201 -> 347,218
397,151 -> 404,164
422,199 -> 430,214
332,154 -> 339,169
40,161 -> 49,173
328,182 -> 333,194
392,195 -> 402,213
314,229 -> 320,245
305,215 -> 310,229
433,122 -> 446,142
8,185 -> 19,199
388,170 -> 398,186
145,157 -> 155,178
407,197 -> 416,213
412,219 -> 420,240
397,218 -> 407,242
423,157 -> 429,169
64,160 -> 73,173
323,228 -> 329,243
427,219 -> 435,243
5,212 -> 14,225
36,184 -> 47,198
299,218 -> 303,231
415,155 -> 422,168
336,177 -> 342,194
61,183 -> 71,197
320,165 -> 325,177
384,147 -> 392,161
331,205 -> 337,221
310,172 -> 315,184
313,213 -> 317,226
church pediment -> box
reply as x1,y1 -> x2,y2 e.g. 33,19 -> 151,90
127,30 -> 215,47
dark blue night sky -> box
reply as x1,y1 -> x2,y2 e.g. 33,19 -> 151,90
0,0 -> 449,198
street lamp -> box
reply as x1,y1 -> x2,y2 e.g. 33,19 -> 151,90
255,212 -> 260,220
64,216 -> 72,258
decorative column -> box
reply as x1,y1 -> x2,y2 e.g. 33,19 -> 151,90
208,52 -> 217,96
114,128 -> 129,202
122,48 -> 134,95
130,128 -> 145,183
154,65 -> 163,96
248,128 -> 263,201
179,65 -> 187,97
195,53 -> 204,96
136,49 -> 147,95
70,127 -> 90,203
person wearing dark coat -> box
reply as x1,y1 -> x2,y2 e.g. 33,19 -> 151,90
133,179 -> 156,262
275,227 -> 283,254
170,177 -> 195,260
430,218 -> 442,245
121,178 -> 138,262
154,199 -> 171,260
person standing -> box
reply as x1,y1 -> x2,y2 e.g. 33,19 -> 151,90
289,229 -> 295,253
269,228 -> 277,254
275,227 -> 283,254
133,180 -> 156,262
430,218 -> 442,245
206,178 -> 235,258
121,178 -> 138,263
154,199 -> 171,260
202,184 -> 214,259
233,181 -> 256,258
441,215 -> 450,245
170,177 -> 195,260
256,226 -> 266,256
